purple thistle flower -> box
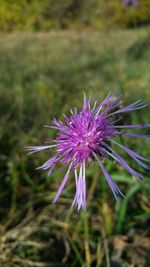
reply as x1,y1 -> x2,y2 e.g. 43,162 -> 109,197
26,93 -> 150,211
122,0 -> 139,7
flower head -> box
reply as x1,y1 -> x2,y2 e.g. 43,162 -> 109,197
122,0 -> 139,7
26,93 -> 150,211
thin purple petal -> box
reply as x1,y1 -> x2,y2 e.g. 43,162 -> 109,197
26,145 -> 56,154
107,95 -> 122,112
113,151 -> 143,180
112,124 -> 150,129
94,153 -> 124,199
111,139 -> 150,169
102,147 -> 143,180
110,100 -> 146,116
72,161 -> 86,211
94,92 -> 112,116
122,133 -> 150,140
36,156 -> 58,176
52,162 -> 72,204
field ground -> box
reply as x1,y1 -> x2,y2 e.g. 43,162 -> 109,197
0,27 -> 150,267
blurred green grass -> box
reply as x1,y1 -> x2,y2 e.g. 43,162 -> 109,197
0,28 -> 150,267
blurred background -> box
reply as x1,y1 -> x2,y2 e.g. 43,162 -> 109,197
0,1 -> 150,266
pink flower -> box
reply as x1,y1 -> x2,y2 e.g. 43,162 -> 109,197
26,93 -> 150,211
